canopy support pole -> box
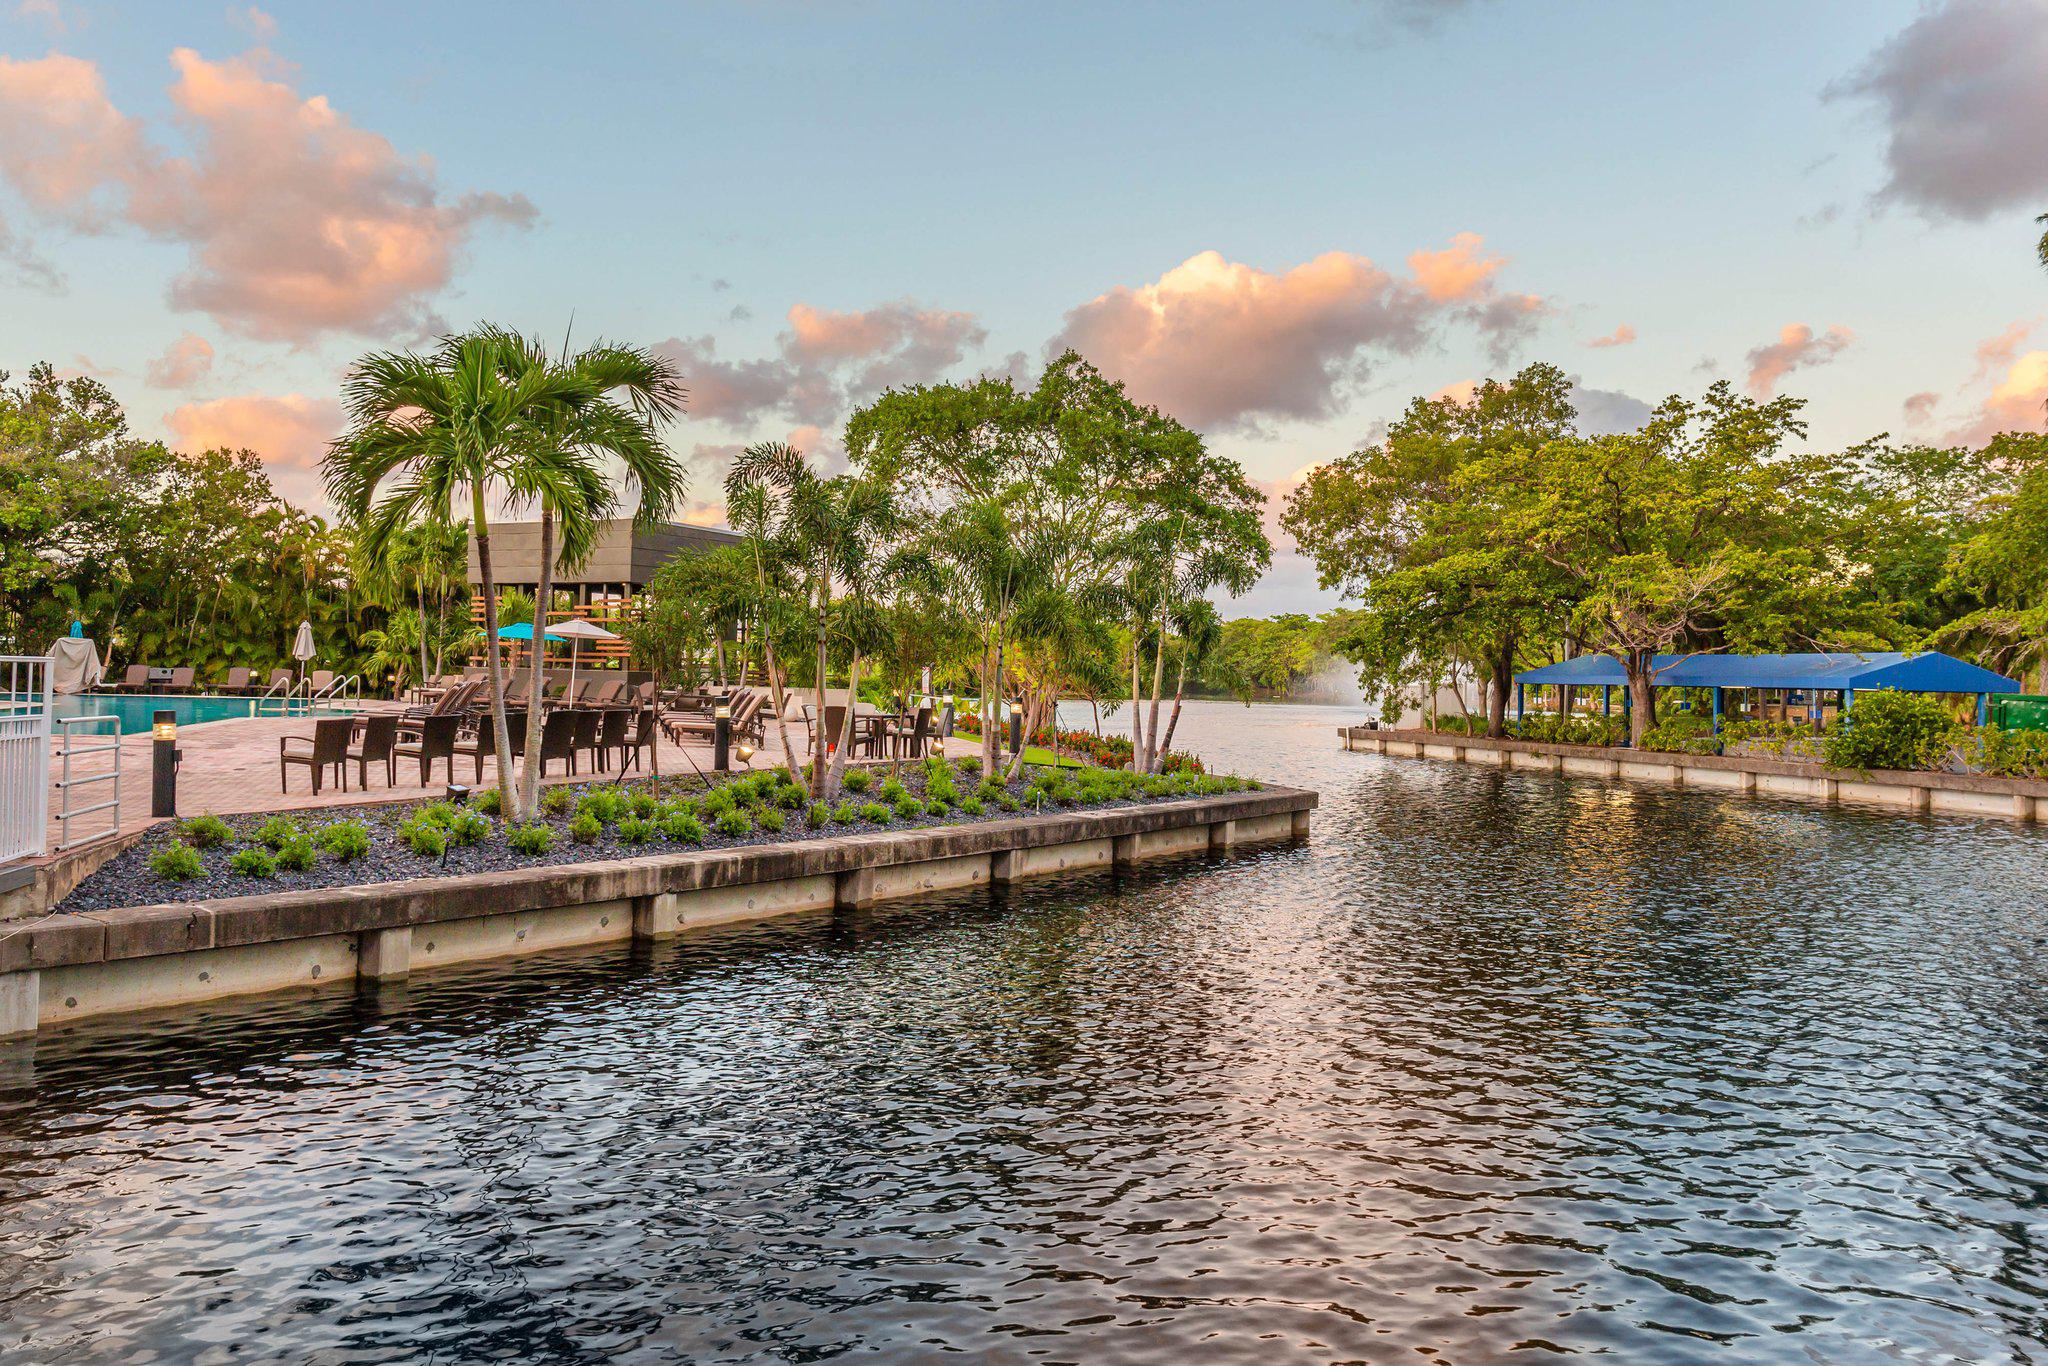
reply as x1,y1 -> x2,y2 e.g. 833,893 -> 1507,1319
1602,684 -> 1611,718
1979,693 -> 1989,726
1515,683 -> 1524,726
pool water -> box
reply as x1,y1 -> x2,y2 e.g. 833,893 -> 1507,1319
50,692 -> 350,735
2,701 -> 2045,1359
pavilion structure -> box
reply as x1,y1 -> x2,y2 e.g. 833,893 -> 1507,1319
1512,651 -> 2021,733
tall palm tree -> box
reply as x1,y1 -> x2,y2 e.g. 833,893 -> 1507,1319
324,329 -> 590,815
504,336 -> 686,818
723,458 -> 809,778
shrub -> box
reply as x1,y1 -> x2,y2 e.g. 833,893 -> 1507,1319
254,815 -> 303,850
925,798 -> 950,816
576,790 -> 626,825
805,800 -> 831,827
628,791 -> 658,819
1639,710 -> 1718,755
569,811 -> 602,844
1954,724 -> 2048,779
959,796 -> 985,817
320,820 -> 372,860
473,786 -> 504,815
399,821 -> 447,857
413,801 -> 459,828
701,786 -> 738,817
755,808 -> 786,834
1821,689 -> 1956,772
661,812 -> 707,844
446,810 -> 491,846
977,778 -> 1006,801
842,768 -> 872,794
617,816 -> 657,845
508,823 -> 554,855
180,814 -> 232,849
831,800 -> 859,824
893,794 -> 922,821
715,808 -> 753,837
269,836 -> 315,872
996,795 -> 1020,813
229,848 -> 277,878
956,756 -> 980,776
540,786 -> 572,815
858,801 -> 891,824
149,843 -> 206,881
774,783 -> 807,810
1720,718 -> 1823,762
877,777 -> 908,803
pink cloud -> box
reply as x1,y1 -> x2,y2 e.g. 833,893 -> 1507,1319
144,332 -> 214,389
1972,319 -> 2039,382
1586,324 -> 1637,349
1743,323 -> 1855,398
655,301 -> 984,429
0,42 -> 533,342
1429,379 -> 1479,405
164,392 -> 340,508
1045,237 -> 1549,431
1902,390 -> 1941,423
1948,350 -> 2048,447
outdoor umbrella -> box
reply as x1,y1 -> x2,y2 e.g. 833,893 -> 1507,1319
495,621 -> 563,689
292,621 -> 315,694
544,618 -> 620,701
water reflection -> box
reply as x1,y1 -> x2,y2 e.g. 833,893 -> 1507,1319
1,701 -> 2045,1359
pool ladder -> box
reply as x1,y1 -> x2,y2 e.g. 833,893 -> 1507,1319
51,714 -> 122,852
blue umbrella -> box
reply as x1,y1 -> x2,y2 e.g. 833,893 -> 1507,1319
495,622 -> 566,642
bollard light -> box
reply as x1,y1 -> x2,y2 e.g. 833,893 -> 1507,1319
713,702 -> 732,772
151,710 -> 179,817
446,784 -> 471,804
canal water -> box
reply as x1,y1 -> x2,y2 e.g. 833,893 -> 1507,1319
3,700 -> 2046,1360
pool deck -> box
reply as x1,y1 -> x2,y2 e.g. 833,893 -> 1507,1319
41,705 -> 743,853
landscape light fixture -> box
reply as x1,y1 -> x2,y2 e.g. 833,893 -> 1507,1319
151,710 -> 179,817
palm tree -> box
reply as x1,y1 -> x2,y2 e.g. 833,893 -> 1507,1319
325,329 -> 591,815
504,336 -> 686,818
723,453 -> 810,778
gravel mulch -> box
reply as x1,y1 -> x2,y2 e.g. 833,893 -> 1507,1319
59,762 -> 1246,915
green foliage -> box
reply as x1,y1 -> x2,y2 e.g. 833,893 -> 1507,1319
925,797 -> 951,815
831,800 -> 859,824
755,808 -> 786,834
229,848 -> 277,878
627,791 -> 658,819
540,786 -> 572,815
1508,714 -> 1625,746
1719,719 -> 1823,761
714,808 -> 753,837
273,837 -> 319,873
661,811 -> 707,844
858,801 -> 891,824
446,810 -> 491,846
773,782 -> 807,810
617,816 -> 657,845
893,794 -> 922,821
842,768 -> 872,794
877,777 -> 908,803
959,796 -> 985,817
1821,689 -> 1957,771
1638,710 -> 1719,755
576,790 -> 627,824
508,823 -> 554,855
473,786 -> 503,815
700,786 -> 738,817
319,821 -> 372,860
254,815 -> 303,850
805,800 -> 831,827
398,820 -> 448,857
180,814 -> 232,849
569,812 -> 602,843
955,756 -> 980,776
149,843 -> 206,881
1953,724 -> 2048,779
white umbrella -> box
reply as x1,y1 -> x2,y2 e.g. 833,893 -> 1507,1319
546,618 -> 618,700
291,620 -> 315,694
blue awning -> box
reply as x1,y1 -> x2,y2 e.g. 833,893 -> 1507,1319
1513,651 -> 2019,694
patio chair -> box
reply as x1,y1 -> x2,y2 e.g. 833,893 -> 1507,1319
346,713 -> 400,788
889,706 -> 932,760
218,667 -> 257,695
537,708 -> 580,778
821,705 -> 879,759
617,707 -> 658,774
394,713 -> 461,786
164,667 -> 197,694
107,664 -> 149,693
570,708 -> 603,773
280,717 -> 355,794
454,710 -> 525,783
594,707 -> 631,771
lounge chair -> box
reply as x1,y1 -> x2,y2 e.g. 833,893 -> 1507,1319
218,667 -> 257,695
306,669 -> 336,697
346,714 -> 400,788
265,669 -> 295,694
160,666 -> 196,694
669,689 -> 763,744
585,679 -> 626,708
107,664 -> 149,693
401,678 -> 477,721
280,717 -> 355,794
393,713 -> 461,786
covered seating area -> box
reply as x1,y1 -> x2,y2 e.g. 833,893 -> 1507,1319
1512,651 -> 2022,737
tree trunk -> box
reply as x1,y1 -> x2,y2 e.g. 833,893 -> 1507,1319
986,629 -> 1005,775
1160,641 -> 1192,758
1626,652 -> 1656,745
825,649 -> 861,799
517,509 -> 554,821
1129,623 -> 1144,772
1004,688 -> 1046,780
415,578 -> 429,692
1486,654 -> 1513,738
811,588 -> 830,798
760,630 -> 803,778
1143,631 -> 1168,774
471,491 -> 516,817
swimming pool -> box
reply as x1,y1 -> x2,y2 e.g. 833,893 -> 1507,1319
49,693 -> 353,735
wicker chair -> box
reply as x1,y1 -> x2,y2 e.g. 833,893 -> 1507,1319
280,717 -> 355,794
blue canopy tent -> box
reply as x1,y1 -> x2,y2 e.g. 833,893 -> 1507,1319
1511,651 -> 2020,736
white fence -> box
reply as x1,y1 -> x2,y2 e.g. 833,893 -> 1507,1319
0,656 -> 52,865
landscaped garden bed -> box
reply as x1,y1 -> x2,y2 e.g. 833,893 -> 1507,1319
62,756 -> 1265,914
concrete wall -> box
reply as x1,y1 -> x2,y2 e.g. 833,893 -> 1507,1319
1342,727 -> 2046,825
0,787 -> 1316,1037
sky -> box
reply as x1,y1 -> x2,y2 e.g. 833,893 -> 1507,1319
3,0 -> 2046,617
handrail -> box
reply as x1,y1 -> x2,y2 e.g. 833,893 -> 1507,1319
310,673 -> 363,707
51,714 -> 121,852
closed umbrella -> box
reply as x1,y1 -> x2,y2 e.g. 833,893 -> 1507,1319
291,621 -> 315,695
546,618 -> 620,701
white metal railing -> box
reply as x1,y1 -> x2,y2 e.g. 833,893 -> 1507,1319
51,714 -> 121,852
311,673 -> 363,708
255,674 -> 297,716
0,656 -> 52,865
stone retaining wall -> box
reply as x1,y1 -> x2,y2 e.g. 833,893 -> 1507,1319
1342,727 -> 2047,823
0,788 -> 1315,1037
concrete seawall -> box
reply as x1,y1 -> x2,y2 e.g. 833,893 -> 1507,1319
1342,727 -> 2047,824
0,787 -> 1315,1037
